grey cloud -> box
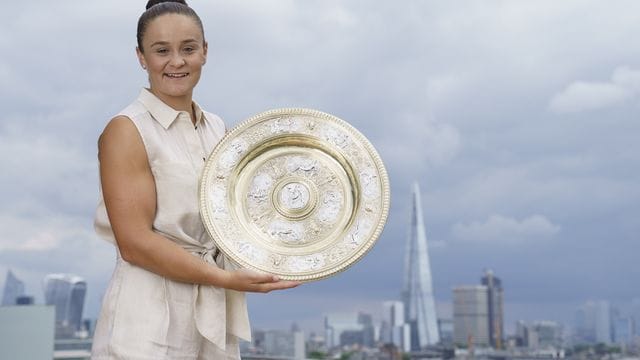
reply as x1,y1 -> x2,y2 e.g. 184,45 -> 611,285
0,128 -> 97,217
451,214 -> 561,244
0,213 -> 85,251
549,66 -> 640,113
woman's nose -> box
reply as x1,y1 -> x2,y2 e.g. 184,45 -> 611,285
169,54 -> 186,67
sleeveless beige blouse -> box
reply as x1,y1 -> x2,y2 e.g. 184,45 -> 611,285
92,89 -> 250,359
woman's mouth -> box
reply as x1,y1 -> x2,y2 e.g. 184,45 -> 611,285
164,73 -> 189,79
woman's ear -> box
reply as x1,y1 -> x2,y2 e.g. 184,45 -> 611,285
136,47 -> 148,70
202,41 -> 208,65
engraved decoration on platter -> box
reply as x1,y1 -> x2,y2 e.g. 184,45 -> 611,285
200,108 -> 390,281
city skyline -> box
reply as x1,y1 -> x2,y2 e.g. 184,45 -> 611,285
1,297 -> 636,359
2,269 -> 639,360
0,0 -> 639,337
4,267 -> 639,341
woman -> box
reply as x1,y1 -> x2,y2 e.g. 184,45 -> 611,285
92,1 -> 299,359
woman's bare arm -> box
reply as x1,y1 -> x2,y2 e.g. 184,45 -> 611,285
99,116 -> 299,292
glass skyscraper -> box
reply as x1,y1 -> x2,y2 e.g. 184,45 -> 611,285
1,269 -> 25,306
574,300 -> 612,344
453,285 -> 489,347
481,269 -> 504,348
452,270 -> 504,349
402,182 -> 440,349
43,274 -> 87,338
382,301 -> 411,352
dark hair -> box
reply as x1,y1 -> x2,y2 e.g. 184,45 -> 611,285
137,0 -> 205,53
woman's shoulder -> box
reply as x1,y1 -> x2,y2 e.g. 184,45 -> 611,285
100,116 -> 141,148
107,115 -> 136,128
98,115 -> 149,169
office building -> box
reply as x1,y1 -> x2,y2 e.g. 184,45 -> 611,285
481,269 -> 504,348
612,317 -> 634,345
574,300 -> 612,344
594,301 -> 612,344
43,274 -> 87,339
381,301 -> 411,352
325,312 -> 363,349
453,285 -> 489,347
1,269 -> 25,306
438,318 -> 454,345
515,320 -> 527,347
520,321 -> 563,349
631,298 -> 640,338
401,182 -> 440,349
324,311 -> 375,349
306,332 -> 327,355
16,295 -> 35,305
574,303 -> 594,343
263,329 -> 305,359
358,312 -> 376,348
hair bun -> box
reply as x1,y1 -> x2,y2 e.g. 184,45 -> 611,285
145,0 -> 188,10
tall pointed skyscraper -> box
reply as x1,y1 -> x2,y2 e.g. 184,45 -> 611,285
402,182 -> 440,349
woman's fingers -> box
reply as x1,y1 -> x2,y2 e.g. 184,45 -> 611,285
258,280 -> 301,292
247,271 -> 279,284
231,269 -> 301,293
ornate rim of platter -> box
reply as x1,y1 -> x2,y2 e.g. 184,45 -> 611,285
199,108 -> 390,282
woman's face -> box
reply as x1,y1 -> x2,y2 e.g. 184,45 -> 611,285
136,13 -> 207,103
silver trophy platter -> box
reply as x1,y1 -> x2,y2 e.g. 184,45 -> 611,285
199,108 -> 390,281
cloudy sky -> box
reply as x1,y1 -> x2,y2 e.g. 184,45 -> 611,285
1,0 -> 639,334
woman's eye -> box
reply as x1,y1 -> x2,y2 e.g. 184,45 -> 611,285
184,47 -> 195,53
156,48 -> 169,54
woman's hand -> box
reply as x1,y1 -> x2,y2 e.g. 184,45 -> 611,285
223,269 -> 301,293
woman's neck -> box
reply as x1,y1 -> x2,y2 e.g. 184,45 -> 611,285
149,88 -> 196,123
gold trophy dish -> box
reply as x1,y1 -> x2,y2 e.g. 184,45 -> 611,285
200,108 -> 390,281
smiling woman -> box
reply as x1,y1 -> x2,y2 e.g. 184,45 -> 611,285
91,1 -> 299,359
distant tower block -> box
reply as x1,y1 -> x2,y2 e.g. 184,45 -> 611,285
402,182 -> 440,349
453,285 -> 489,347
2,270 -> 25,306
482,269 -> 504,349
43,274 -> 87,339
